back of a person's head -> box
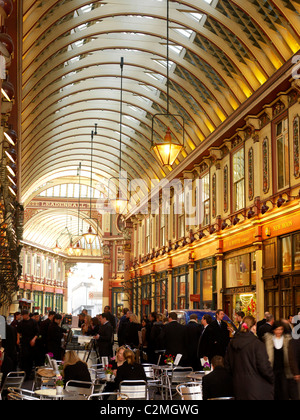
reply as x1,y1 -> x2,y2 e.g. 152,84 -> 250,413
240,316 -> 256,333
266,314 -> 274,323
124,349 -> 136,365
169,312 -> 177,321
203,314 -> 213,324
129,314 -> 139,324
63,350 -> 81,368
123,308 -> 129,315
211,356 -> 225,369
54,314 -> 62,321
156,313 -> 163,322
190,314 -> 198,321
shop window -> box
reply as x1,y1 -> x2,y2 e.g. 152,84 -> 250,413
282,236 -> 292,272
155,272 -> 168,313
233,148 -> 245,212
202,173 -> 210,226
225,254 -> 251,288
276,118 -> 289,191
194,259 -> 216,310
294,234 -> 300,270
172,266 -> 189,310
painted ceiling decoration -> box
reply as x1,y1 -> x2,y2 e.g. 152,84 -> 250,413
21,0 -> 300,246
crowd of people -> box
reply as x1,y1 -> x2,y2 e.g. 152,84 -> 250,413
1,306 -> 300,400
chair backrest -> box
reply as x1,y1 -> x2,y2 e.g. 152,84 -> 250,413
142,364 -> 156,380
1,371 -> 25,394
65,380 -> 94,398
176,382 -> 202,400
119,380 -> 148,400
7,387 -> 40,401
169,367 -> 193,384
88,392 -> 129,400
207,397 -> 235,400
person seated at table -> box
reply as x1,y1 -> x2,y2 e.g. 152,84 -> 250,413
62,350 -> 91,387
111,346 -> 126,376
114,348 -> 147,389
202,355 -> 234,400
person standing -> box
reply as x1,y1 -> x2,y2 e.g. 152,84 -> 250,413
186,314 -> 202,371
197,314 -> 214,365
258,314 -> 274,341
210,309 -> 230,358
117,308 -> 130,346
94,313 -> 113,358
17,310 -> 39,380
124,313 -> 142,350
10,312 -> 21,329
225,316 -> 274,400
159,312 -> 187,365
47,314 -> 65,361
104,306 -> 116,333
264,321 -> 299,400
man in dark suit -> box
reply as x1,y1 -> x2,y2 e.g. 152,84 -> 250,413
160,312 -> 187,365
95,313 -> 113,358
202,356 -> 234,400
257,311 -> 270,331
186,314 -> 202,371
210,309 -> 230,359
198,314 -> 214,365
257,314 -> 274,341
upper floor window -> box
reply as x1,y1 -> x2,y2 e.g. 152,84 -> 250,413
233,148 -> 245,212
202,173 -> 210,226
276,118 -> 289,191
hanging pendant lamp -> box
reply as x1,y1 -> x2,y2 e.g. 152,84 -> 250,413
151,0 -> 185,167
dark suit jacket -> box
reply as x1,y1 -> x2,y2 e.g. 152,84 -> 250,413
202,366 -> 234,400
97,321 -> 113,357
186,321 -> 202,370
198,324 -> 215,362
257,322 -> 273,342
160,321 -> 187,362
47,322 -> 64,360
210,320 -> 230,358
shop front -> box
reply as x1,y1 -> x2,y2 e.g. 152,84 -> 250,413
222,248 -> 257,320
171,265 -> 189,310
263,230 -> 300,319
154,271 -> 168,314
193,258 -> 217,310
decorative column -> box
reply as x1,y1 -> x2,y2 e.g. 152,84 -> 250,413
102,242 -> 111,309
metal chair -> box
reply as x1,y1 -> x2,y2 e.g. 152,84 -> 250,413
65,380 -> 94,400
176,382 -> 203,400
32,367 -> 56,390
119,380 -> 148,400
142,364 -> 163,399
0,371 -> 26,397
88,392 -> 129,400
164,367 -> 193,400
207,396 -> 235,400
7,387 -> 41,401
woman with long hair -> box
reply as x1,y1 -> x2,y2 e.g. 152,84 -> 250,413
225,316 -> 274,400
114,349 -> 147,389
62,350 -> 91,386
124,314 -> 142,349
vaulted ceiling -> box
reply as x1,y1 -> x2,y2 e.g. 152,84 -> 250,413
21,0 -> 300,244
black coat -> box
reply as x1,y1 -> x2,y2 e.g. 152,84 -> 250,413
197,324 -> 215,363
118,316 -> 129,346
210,320 -> 230,358
186,321 -> 202,370
225,332 -> 274,400
97,321 -> 113,357
47,322 -> 64,360
63,361 -> 91,386
202,366 -> 234,400
115,361 -> 147,389
124,322 -> 141,348
160,321 -> 187,363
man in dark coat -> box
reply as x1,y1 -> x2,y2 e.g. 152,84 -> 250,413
117,308 -> 130,346
202,356 -> 234,400
198,314 -> 214,365
47,314 -> 65,361
159,312 -> 187,365
17,310 -> 39,379
186,314 -> 202,371
225,319 -> 274,400
95,313 -> 113,358
210,309 -> 230,358
257,314 -> 274,341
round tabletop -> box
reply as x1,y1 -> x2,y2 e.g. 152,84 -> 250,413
35,388 -> 78,399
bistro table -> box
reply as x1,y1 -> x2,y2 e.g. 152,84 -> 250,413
186,371 -> 205,381
34,388 -> 79,400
